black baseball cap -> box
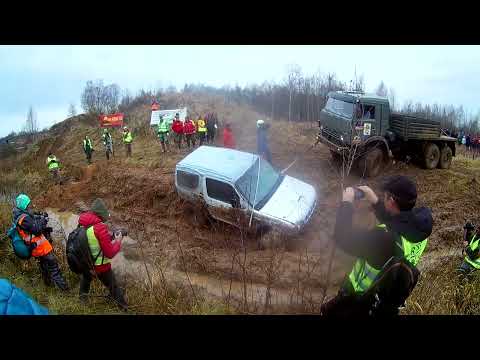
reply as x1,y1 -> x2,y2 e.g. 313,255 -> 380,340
382,175 -> 417,211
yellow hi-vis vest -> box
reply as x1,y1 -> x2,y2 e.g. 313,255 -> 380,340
348,223 -> 428,294
158,120 -> 169,133
46,155 -> 59,170
197,119 -> 207,133
465,235 -> 480,269
86,226 -> 111,266
123,131 -> 133,144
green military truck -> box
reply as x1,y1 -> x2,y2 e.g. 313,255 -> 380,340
316,91 -> 457,177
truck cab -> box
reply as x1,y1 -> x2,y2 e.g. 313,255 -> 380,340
317,91 -> 456,177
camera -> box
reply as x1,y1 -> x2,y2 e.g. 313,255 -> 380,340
354,187 -> 365,200
114,228 -> 128,237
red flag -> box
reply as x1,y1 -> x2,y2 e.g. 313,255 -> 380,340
99,113 -> 124,128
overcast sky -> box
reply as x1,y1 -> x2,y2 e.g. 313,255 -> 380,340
1,45 -> 479,137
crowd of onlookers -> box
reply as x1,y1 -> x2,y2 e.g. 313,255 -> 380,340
457,132 -> 480,159
443,129 -> 480,159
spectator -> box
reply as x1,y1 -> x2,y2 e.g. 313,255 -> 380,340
256,119 -> 272,163
171,113 -> 184,150
184,117 -> 197,149
223,123 -> 236,149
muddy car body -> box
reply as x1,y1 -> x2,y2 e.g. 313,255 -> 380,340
175,146 -> 317,233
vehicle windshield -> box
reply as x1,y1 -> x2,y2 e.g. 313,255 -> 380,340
324,97 -> 354,119
235,158 -> 284,210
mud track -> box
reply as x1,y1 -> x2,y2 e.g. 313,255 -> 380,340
34,126 -> 480,313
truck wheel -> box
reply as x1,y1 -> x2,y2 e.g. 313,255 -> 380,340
438,146 -> 452,169
424,143 -> 440,169
358,147 -> 384,178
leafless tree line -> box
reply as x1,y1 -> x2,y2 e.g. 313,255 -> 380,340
81,80 -> 121,115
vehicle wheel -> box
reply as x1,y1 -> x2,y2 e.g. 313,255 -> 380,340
358,147 -> 384,178
438,146 -> 452,169
424,143 -> 440,169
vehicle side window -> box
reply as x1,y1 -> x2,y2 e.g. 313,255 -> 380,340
363,105 -> 375,120
206,178 -> 240,207
177,170 -> 199,189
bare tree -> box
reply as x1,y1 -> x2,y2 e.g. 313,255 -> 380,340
356,74 -> 365,92
286,64 -> 302,122
375,80 -> 388,97
388,87 -> 396,111
81,80 -> 121,115
24,106 -> 39,136
68,103 -> 77,118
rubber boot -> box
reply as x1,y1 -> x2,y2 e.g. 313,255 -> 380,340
43,252 -> 69,291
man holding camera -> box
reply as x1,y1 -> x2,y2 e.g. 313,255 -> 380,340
13,194 -> 68,290
321,175 -> 433,317
77,198 -> 128,311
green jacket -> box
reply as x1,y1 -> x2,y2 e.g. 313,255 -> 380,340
123,131 -> 133,144
46,155 -> 59,170
465,234 -> 480,269
83,138 -> 93,151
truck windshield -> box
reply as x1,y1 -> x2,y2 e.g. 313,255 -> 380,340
325,97 -> 354,119
235,158 -> 284,210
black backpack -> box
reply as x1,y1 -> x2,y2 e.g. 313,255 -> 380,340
66,226 -> 95,274
362,256 -> 420,316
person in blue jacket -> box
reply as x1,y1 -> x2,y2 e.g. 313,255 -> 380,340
256,119 -> 272,163
0,278 -> 48,315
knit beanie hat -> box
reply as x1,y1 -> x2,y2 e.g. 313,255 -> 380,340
91,198 -> 110,221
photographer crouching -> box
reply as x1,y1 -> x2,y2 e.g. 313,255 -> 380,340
321,175 -> 433,317
12,194 -> 68,290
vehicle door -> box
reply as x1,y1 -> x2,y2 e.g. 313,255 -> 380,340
356,102 -> 380,140
203,177 -> 246,226
176,169 -> 202,202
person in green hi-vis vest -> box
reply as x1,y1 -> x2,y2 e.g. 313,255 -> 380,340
458,221 -> 480,277
321,175 -> 433,317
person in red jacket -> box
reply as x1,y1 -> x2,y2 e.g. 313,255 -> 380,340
77,198 -> 127,311
183,117 -> 197,149
223,123 -> 236,149
171,113 -> 184,149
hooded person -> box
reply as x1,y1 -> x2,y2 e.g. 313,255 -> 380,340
122,126 -> 133,157
102,128 -> 113,160
77,198 -> 127,311
256,119 -> 272,163
321,175 -> 433,317
83,135 -> 94,164
46,153 -> 60,184
12,194 -> 68,290
223,122 -> 236,149
206,112 -> 218,144
171,113 -> 184,150
183,117 -> 197,149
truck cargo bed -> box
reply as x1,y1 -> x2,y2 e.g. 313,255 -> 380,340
390,113 -> 440,140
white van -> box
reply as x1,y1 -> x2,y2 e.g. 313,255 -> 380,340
175,146 -> 317,234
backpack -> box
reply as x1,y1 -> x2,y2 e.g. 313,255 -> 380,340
66,226 -> 94,274
6,221 -> 33,260
362,256 -> 420,317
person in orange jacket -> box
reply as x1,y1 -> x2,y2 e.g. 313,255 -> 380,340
13,194 -> 68,290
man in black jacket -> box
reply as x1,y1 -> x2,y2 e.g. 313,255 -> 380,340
321,175 -> 433,317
